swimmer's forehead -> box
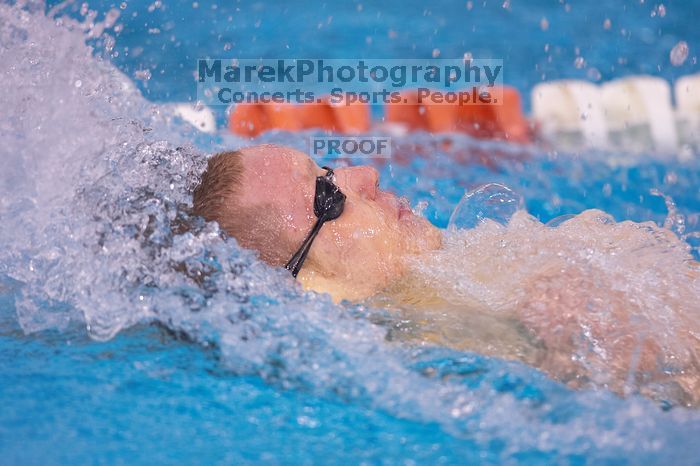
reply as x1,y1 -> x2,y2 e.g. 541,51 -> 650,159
240,145 -> 319,176
237,145 -> 319,204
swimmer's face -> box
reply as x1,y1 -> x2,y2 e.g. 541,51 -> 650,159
234,144 -> 442,300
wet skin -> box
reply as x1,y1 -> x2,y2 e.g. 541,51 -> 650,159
231,144 -> 442,301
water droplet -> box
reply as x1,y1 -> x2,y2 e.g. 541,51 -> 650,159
651,4 -> 666,17
74,79 -> 82,88
432,48 -> 441,58
587,67 -> 602,81
133,69 -> 152,81
104,35 -> 115,51
574,56 -> 586,69
603,18 -> 612,30
650,189 -> 685,235
540,17 -> 549,31
670,41 -> 689,66
664,171 -> 678,185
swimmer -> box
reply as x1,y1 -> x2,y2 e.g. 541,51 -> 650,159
193,144 -> 700,406
193,144 -> 442,301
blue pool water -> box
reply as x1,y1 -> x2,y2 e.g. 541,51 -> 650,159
1,1 -> 700,464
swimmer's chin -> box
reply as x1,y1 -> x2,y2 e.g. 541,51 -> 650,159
297,239 -> 443,303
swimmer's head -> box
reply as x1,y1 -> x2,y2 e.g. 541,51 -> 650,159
193,144 -> 441,300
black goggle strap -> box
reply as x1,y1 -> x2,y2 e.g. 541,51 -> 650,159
284,212 -> 329,278
285,167 -> 339,278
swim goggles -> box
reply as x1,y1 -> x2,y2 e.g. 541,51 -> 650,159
285,167 -> 346,278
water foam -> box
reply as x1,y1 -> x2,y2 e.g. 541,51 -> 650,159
396,202 -> 700,404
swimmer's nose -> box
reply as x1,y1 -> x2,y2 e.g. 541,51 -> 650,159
335,165 -> 379,200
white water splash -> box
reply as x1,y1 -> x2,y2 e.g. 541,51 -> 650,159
404,208 -> 700,404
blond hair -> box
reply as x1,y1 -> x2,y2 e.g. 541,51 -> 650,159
192,150 -> 244,234
192,150 -> 295,266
